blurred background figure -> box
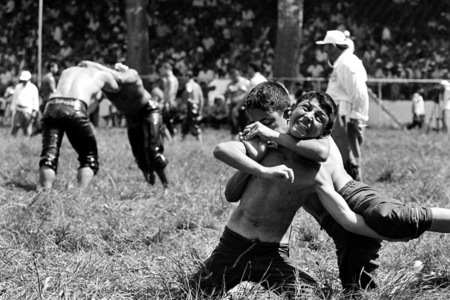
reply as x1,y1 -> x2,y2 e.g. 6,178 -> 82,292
40,62 -> 59,109
407,87 -> 425,130
10,71 -> 39,137
181,70 -> 204,142
160,62 -> 179,138
225,68 -> 250,137
247,62 -> 267,90
207,95 -> 228,130
440,80 -> 450,133
32,62 -> 59,135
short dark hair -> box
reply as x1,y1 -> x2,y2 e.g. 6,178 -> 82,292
245,81 -> 291,113
186,69 -> 194,78
293,91 -> 337,136
161,62 -> 172,70
46,61 -> 57,70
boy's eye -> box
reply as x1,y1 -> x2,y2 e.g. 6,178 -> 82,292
316,114 -> 327,123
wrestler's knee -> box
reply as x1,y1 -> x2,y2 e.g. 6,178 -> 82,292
79,154 -> 99,175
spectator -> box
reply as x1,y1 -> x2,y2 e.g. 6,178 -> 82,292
440,80 -> 450,133
225,68 -> 250,136
316,30 -> 369,181
207,95 -> 228,129
406,88 -> 425,130
181,70 -> 204,142
32,62 -> 59,135
159,62 -> 179,137
247,62 -> 267,90
10,71 -> 39,136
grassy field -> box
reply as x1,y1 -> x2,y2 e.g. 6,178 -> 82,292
1,125 -> 450,299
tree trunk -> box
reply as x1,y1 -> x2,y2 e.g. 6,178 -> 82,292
125,0 -> 149,74
273,0 -> 304,93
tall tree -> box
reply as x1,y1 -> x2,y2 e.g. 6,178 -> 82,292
125,0 -> 149,74
273,0 -> 304,92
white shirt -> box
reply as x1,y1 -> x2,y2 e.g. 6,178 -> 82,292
442,86 -> 450,111
249,72 -> 267,90
412,93 -> 425,115
326,50 -> 369,122
11,81 -> 39,115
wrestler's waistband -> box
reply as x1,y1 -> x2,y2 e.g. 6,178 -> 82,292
47,97 -> 88,111
125,99 -> 160,121
222,226 -> 289,248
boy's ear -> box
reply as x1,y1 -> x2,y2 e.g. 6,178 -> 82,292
283,108 -> 291,120
320,129 -> 332,138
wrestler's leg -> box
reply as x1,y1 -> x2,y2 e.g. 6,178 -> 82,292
11,111 -> 23,136
145,111 -> 169,187
126,121 -> 157,185
39,116 -> 64,190
190,103 -> 203,142
76,167 -> 94,191
321,214 -> 381,293
254,246 -> 317,297
65,110 -> 99,190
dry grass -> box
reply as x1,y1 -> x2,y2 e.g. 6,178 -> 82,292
1,126 -> 450,299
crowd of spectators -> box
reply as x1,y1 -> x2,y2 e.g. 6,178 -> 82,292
0,0 -> 450,101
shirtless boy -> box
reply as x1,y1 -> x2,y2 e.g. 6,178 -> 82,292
39,66 -> 120,190
239,90 -> 450,290
79,61 -> 169,188
244,91 -> 450,240
193,82 -> 386,297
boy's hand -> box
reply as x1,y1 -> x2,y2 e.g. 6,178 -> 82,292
261,165 -> 294,183
242,122 -> 279,142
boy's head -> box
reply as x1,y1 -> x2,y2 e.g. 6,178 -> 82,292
288,91 -> 337,139
244,81 -> 291,132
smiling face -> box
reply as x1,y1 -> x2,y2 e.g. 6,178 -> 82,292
288,98 -> 329,139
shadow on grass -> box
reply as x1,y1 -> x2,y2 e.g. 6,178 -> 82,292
4,179 -> 37,191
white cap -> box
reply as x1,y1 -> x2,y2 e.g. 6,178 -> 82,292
19,70 -> 32,81
316,30 -> 348,45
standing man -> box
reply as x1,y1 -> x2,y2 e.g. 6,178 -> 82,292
247,62 -> 267,90
10,71 -> 39,136
316,30 -> 369,181
79,61 -> 169,188
224,68 -> 250,137
32,62 -> 59,136
39,66 -> 120,191
440,80 -> 450,133
40,62 -> 59,109
407,88 -> 425,130
160,62 -> 179,138
181,70 -> 204,142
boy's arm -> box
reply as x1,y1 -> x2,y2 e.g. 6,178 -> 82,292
242,122 -> 330,162
313,167 -> 387,240
224,170 -> 250,202
213,140 -> 294,182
